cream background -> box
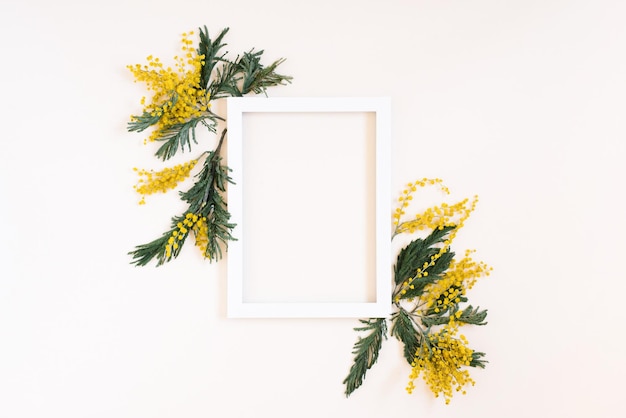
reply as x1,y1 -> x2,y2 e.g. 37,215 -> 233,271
241,111 -> 377,304
1,0 -> 625,417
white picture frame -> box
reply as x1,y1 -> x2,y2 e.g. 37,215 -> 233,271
226,97 -> 391,318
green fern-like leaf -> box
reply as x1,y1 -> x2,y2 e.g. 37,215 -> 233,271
207,49 -> 292,99
128,111 -> 162,133
153,117 -> 215,161
129,214 -> 190,267
343,318 -> 387,397
179,130 -> 236,260
456,305 -> 488,326
470,351 -> 488,368
401,249 -> 455,301
239,51 -> 292,95
390,308 -> 422,365
197,26 -> 229,89
394,226 -> 455,286
208,59 -> 243,98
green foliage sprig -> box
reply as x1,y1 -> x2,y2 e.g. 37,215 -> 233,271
127,26 -> 291,266
344,180 -> 492,404
343,318 -> 387,396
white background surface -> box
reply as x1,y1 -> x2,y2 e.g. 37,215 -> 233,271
1,0 -> 625,417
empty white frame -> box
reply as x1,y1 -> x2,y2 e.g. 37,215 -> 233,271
227,97 -> 391,318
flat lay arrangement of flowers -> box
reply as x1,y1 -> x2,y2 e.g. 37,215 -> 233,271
126,27 -> 492,404
343,179 -> 491,403
127,26 -> 291,265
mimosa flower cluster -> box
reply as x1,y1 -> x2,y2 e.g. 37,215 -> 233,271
344,180 -> 491,403
127,32 -> 209,143
126,27 -> 291,266
133,159 -> 198,205
164,213 -> 209,259
406,325 -> 475,404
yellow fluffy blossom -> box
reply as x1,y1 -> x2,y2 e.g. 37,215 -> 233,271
394,179 -> 475,235
393,182 -> 479,303
192,215 -> 210,259
393,178 -> 450,228
406,325 -> 475,404
164,212 -> 208,258
133,159 -> 198,204
419,250 -> 491,318
127,31 -> 210,142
